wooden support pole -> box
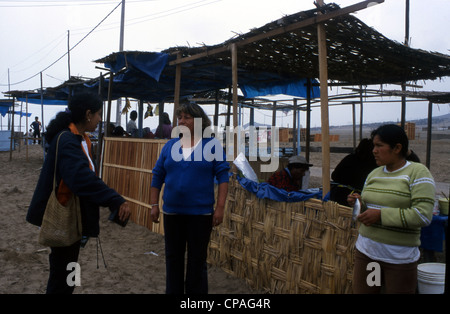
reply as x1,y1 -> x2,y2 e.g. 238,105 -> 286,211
172,51 -> 182,128
214,90 -> 219,126
352,102 -> 356,149
359,85 -> 364,141
231,43 -> 238,159
293,98 -> 297,155
317,0 -> 331,196
426,101 -> 432,169
306,79 -> 311,162
9,97 -> 14,162
106,72 -> 114,137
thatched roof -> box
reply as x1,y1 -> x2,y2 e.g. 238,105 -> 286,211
160,2 -> 450,86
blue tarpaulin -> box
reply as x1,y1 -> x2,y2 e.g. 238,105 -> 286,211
236,175 -> 322,202
240,78 -> 320,99
16,98 -> 68,106
0,102 -> 32,117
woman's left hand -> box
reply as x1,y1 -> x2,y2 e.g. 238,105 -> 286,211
119,201 -> 131,221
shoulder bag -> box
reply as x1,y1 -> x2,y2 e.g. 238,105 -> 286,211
38,131 -> 82,247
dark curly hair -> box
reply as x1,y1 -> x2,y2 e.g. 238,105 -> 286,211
45,92 -> 103,143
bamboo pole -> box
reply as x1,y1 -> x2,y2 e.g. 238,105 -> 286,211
26,95 -> 28,162
317,0 -> 331,196
9,97 -> 14,161
172,51 -> 182,128
426,101 -> 432,169
231,43 -> 238,159
106,72 -> 114,137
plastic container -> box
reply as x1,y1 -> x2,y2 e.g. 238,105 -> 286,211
417,263 -> 446,294
438,198 -> 449,215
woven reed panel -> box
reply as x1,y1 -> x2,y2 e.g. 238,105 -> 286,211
207,177 -> 358,294
102,137 -> 168,233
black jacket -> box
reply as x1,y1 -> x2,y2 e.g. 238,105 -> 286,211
27,130 -> 125,237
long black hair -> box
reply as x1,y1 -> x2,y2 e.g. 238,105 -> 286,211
45,92 -> 103,143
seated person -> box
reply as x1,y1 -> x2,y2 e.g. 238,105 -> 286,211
111,125 -> 126,137
267,155 -> 312,192
329,138 -> 377,206
126,110 -> 138,136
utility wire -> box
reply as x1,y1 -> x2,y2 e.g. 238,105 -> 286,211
1,1 -> 122,87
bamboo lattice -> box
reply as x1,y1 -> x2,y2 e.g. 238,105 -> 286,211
102,138 -> 358,294
102,137 -> 167,233
207,176 -> 358,294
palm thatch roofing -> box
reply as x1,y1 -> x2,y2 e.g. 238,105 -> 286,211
165,2 -> 450,85
6,1 -> 450,104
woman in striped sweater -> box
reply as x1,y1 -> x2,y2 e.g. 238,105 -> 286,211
348,124 -> 435,294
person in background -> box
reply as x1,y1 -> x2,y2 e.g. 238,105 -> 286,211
347,124 -> 435,294
27,92 -> 131,294
150,102 -> 229,294
267,155 -> 312,192
155,112 -> 173,139
30,116 -> 42,144
330,138 -> 377,206
126,110 -> 138,137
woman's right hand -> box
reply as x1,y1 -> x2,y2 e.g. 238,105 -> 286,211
347,193 -> 361,207
150,205 -> 160,223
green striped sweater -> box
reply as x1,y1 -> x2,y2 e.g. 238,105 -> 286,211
359,161 -> 435,247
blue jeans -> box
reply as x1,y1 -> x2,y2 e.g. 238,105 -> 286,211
163,214 -> 213,294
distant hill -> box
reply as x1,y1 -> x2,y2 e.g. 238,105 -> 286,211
310,113 -> 450,131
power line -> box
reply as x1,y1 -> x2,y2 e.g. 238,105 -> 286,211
1,1 -> 122,87
0,0 -> 153,8
2,0 -> 223,88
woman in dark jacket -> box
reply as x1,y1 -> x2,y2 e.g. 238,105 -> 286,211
27,92 -> 130,294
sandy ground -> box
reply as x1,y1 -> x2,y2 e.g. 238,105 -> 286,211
0,129 -> 448,294
0,144 -> 260,294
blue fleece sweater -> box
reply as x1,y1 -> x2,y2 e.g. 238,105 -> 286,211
151,137 -> 230,215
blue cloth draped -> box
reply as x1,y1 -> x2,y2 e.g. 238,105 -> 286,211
236,175 -> 322,202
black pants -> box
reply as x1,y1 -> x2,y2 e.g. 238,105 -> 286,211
33,130 -> 41,144
163,214 -> 213,294
46,241 -> 81,294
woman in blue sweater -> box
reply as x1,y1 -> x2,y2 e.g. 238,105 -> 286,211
150,102 -> 229,294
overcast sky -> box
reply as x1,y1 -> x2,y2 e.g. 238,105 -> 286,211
1,0 -> 449,132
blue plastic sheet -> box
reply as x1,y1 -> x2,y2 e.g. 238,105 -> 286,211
236,175 -> 322,202
240,78 -> 320,99
420,214 -> 448,252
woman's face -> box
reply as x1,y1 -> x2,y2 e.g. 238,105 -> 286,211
372,135 -> 400,166
86,109 -> 102,132
177,112 -> 195,134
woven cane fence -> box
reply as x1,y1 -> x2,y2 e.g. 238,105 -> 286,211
207,176 -> 359,294
102,138 -> 358,293
102,137 -> 168,233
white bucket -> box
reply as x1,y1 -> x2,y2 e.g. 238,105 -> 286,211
417,263 -> 446,294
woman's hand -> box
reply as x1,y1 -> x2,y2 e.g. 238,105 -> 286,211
212,205 -> 224,227
119,201 -> 131,221
357,208 -> 381,226
150,205 -> 160,223
347,193 -> 361,207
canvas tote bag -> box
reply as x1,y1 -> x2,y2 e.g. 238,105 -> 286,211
38,132 -> 82,247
